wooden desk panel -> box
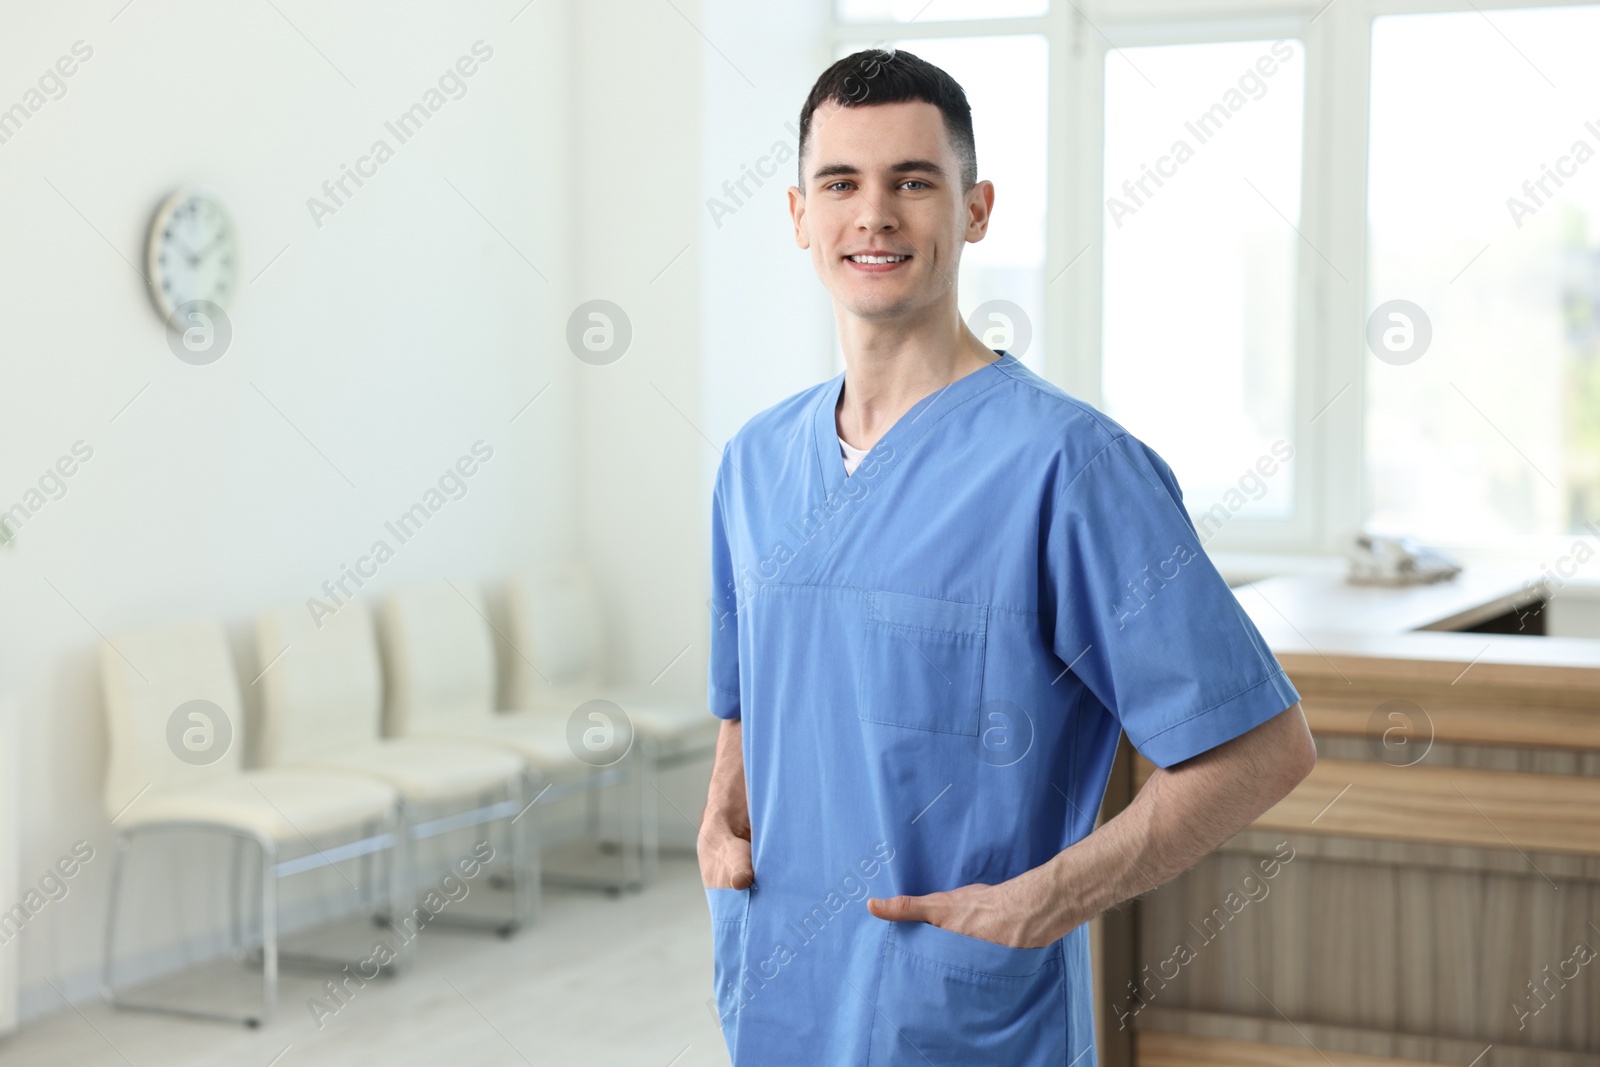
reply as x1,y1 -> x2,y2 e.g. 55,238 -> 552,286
1132,756 -> 1600,857
1115,613 -> 1600,1066
1297,690 -> 1600,753
1139,1033 -> 1445,1067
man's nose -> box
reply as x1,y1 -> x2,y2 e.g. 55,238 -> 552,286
853,188 -> 899,233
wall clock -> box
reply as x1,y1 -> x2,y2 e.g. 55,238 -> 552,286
145,187 -> 238,322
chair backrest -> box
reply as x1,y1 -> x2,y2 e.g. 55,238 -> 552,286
256,599 -> 384,765
378,580 -> 497,736
100,620 -> 244,820
507,564 -> 606,708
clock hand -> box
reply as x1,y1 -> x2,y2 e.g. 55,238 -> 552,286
194,231 -> 230,261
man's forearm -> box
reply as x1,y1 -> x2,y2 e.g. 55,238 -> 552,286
699,718 -> 754,888
1030,702 -> 1317,938
704,718 -> 748,832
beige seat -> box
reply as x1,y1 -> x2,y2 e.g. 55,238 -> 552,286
380,580 -> 641,893
117,771 -> 397,841
256,600 -> 534,932
506,564 -> 720,883
100,620 -> 401,1028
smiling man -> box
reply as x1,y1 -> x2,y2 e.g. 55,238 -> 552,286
700,49 -> 1316,1066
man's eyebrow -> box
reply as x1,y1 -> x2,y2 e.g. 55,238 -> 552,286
810,159 -> 948,183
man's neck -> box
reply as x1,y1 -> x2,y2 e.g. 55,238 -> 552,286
834,315 -> 997,451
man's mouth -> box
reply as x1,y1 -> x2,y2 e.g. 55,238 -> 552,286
845,253 -> 912,272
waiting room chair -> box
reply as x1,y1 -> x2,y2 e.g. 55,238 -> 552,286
256,599 -> 536,933
100,620 -> 402,1027
379,580 -> 642,893
506,564 -> 720,884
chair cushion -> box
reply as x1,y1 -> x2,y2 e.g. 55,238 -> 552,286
523,685 -> 719,745
315,739 -> 524,804
417,709 -> 633,782
613,700 -> 720,745
120,767 -> 397,842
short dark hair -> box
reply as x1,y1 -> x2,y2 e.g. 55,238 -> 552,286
796,48 -> 977,193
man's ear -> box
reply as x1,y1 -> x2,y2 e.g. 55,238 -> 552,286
965,179 -> 996,243
788,185 -> 810,249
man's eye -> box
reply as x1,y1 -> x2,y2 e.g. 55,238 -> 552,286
822,179 -> 928,192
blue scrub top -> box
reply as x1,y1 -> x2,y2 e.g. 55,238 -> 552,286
705,351 -> 1299,1065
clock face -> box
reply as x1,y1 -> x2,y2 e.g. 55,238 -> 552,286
146,187 -> 239,322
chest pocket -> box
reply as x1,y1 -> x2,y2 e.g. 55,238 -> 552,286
857,590 -> 988,736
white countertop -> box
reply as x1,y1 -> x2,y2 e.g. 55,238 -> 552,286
1233,564 -> 1544,639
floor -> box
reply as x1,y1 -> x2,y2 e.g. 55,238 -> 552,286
0,852 -> 731,1067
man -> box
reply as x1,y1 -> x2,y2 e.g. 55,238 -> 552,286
700,47 -> 1316,1066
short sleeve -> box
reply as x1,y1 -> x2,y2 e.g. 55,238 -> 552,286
707,461 -> 741,720
1046,433 -> 1299,768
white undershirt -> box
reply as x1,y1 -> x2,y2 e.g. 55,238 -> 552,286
838,435 -> 869,476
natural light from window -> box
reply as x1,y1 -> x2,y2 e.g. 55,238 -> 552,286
835,0 -> 1047,23
1365,5 -> 1600,545
1101,39 -> 1305,528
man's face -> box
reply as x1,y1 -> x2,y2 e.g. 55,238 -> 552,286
789,100 -> 992,323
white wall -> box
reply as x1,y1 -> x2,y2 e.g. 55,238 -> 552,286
568,0 -> 836,699
0,0 -> 840,1029
571,0 -> 715,713
700,0 -> 835,453
567,0 -> 837,852
0,0 -> 586,1020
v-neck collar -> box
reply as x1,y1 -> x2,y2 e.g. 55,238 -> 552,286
812,350 -> 1017,497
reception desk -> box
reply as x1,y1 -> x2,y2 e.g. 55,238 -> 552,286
1095,567 -> 1600,1067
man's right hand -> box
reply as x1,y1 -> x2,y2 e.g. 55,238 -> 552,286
699,719 -> 755,889
699,819 -> 754,889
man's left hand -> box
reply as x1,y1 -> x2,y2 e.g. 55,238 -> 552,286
866,869 -> 1074,949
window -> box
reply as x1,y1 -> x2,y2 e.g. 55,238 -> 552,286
1364,5 -> 1600,543
1101,39 -> 1304,524
835,0 -> 1047,24
814,0 -> 1600,557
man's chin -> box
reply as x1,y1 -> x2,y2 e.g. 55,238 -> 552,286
833,292 -> 922,322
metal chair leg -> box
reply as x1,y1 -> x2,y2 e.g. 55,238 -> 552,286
382,777 -> 537,939
499,777 -> 526,933
358,818 -> 375,913
619,750 -> 643,891
259,836 -> 278,1025
105,827 -> 276,1027
517,771 -> 543,924
641,738 -> 661,887
228,835 -> 246,960
534,762 -> 644,895
382,806 -> 415,971
584,770 -> 602,840
99,834 -> 132,1005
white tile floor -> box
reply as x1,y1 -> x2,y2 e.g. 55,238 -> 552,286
0,854 -> 730,1067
